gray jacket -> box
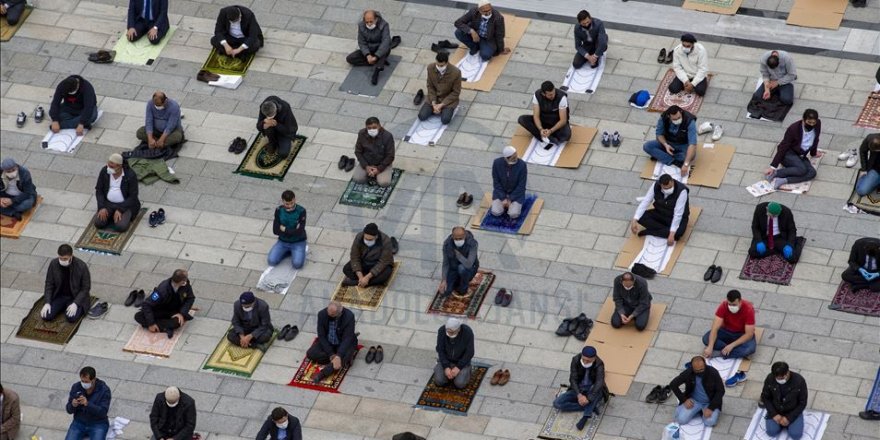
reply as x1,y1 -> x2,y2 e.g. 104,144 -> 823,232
612,274 -> 652,318
231,298 -> 273,340
357,13 -> 391,59
759,50 -> 797,86
44,256 -> 91,311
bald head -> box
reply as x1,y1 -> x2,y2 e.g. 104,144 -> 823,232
327,301 -> 343,317
363,10 -> 377,26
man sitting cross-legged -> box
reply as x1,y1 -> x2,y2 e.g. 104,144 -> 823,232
841,237 -> 880,292
643,105 -> 697,179
631,173 -> 690,246
611,272 -> 652,331
342,223 -> 395,288
227,291 -> 273,349
434,317 -> 475,389
517,80 -> 571,150
307,301 -> 358,383
703,289 -> 756,386
553,346 -> 608,431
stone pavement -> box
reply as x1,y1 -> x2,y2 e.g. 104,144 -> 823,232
0,0 -> 879,439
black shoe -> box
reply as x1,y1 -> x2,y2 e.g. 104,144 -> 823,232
575,415 -> 590,431
414,89 -> 424,106
345,158 -> 355,172
462,193 -> 473,208
495,288 -> 506,305
283,325 -> 298,341
569,313 -> 585,334
166,327 -> 175,339
457,193 -> 467,207
277,324 -> 291,340
501,290 -> 512,307
16,112 -> 26,128
703,265 -> 716,281
365,346 -> 377,363
374,345 -> 384,363
611,131 -> 621,147
665,50 -> 673,64
430,43 -> 447,54
573,314 -> 593,341
371,68 -> 381,86
148,211 -> 159,228
555,318 -> 574,336
34,106 -> 44,123
859,410 -> 880,420
125,290 -> 138,306
390,35 -> 401,49
338,155 -> 349,170
711,266 -> 722,283
391,237 -> 399,255
468,47 -> 479,56
657,48 -> 666,63
438,40 -> 459,49
88,302 -> 108,319
134,289 -> 145,307
657,385 -> 672,403
646,385 -> 662,403
156,208 -> 166,225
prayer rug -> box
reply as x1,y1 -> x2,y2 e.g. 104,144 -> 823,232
256,263 -> 299,295
15,296 -> 97,345
338,168 -> 403,209
855,92 -> 880,130
426,271 -> 495,318
847,186 -> 880,216
744,408 -> 829,440
615,207 -> 702,276
512,125 -> 597,169
414,362 -> 489,415
673,417 -> 713,440
866,366 -> 880,412
41,111 -> 104,153
478,194 -> 537,233
331,261 -> 401,311
828,281 -> 880,317
111,27 -> 176,65
202,328 -> 276,377
202,47 -> 255,76
0,5 -> 31,42
538,387 -> 605,440
403,108 -> 459,146
705,357 -> 743,382
470,192 -> 544,235
0,195 -> 42,238
448,15 -> 530,92
75,208 -> 147,255
640,143 -> 734,189
738,237 -> 806,285
234,133 -> 306,181
648,69 -> 706,115
122,308 -> 196,357
287,341 -> 363,393
339,55 -> 401,97
682,0 -> 742,14
561,55 -> 605,94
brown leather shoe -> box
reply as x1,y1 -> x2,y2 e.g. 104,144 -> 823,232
498,369 -> 510,386
490,369 -> 503,385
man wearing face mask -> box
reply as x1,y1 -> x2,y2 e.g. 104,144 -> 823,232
643,105 -> 697,177
342,223 -> 395,287
346,10 -> 392,86
149,386 -> 196,440
491,146 -> 528,219
611,272 -> 652,331
572,10 -> 607,70
518,81 -> 570,150
352,117 -> 395,187
631,174 -> 690,246
669,356 -> 724,427
268,190 -> 308,269
211,5 -> 263,58
257,97 -> 299,158
749,202 -> 800,263
94,153 -> 140,232
841,237 -> 880,292
554,346 -> 608,431
765,109 -> 822,189
670,33 -> 709,97
42,244 -> 91,323
0,158 -> 38,220
136,91 -> 184,151
434,317 -> 475,389
438,226 -> 479,298
418,52 -> 462,126
49,75 -> 98,136
64,367 -> 111,440
227,291 -> 273,349
702,290 -> 756,363
453,1 -> 509,62
760,362 -> 808,439
135,269 -> 196,339
256,407 -> 302,440
307,301 -> 358,383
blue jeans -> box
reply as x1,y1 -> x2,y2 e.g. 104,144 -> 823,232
856,170 -> 880,196
774,151 -> 816,184
59,107 -> 99,129
643,140 -> 688,165
702,327 -> 756,359
675,401 -> 719,427
65,418 -> 109,440
444,263 -> 477,295
553,390 -> 602,418
454,28 -> 496,61
267,240 -> 306,269
0,194 -> 35,217
765,413 -> 805,439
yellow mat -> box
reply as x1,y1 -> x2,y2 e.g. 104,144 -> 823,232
0,5 -> 31,42
331,262 -> 400,311
110,27 -> 176,65
0,195 -> 41,238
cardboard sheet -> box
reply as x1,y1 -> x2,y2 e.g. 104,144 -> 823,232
614,207 -> 703,276
0,195 -> 42,238
586,340 -> 647,376
587,321 -> 654,349
595,299 -> 667,332
786,0 -> 847,30
738,327 -> 763,372
640,144 -> 735,188
510,125 -> 597,169
605,371 -> 634,397
682,0 -> 743,15
470,192 -> 543,235
0,5 -> 31,42
448,15 -> 530,92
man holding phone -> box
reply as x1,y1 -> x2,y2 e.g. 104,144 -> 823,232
64,366 -> 111,440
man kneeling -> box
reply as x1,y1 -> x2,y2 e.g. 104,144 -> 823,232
669,356 -> 724,427
749,201 -> 799,263
434,318 -> 475,389
227,291 -> 273,349
842,237 -> 880,292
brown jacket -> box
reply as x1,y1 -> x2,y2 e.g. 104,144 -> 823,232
1,388 -> 20,440
349,231 -> 394,277
426,63 -> 462,109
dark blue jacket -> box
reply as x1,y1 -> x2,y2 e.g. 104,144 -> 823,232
127,0 -> 169,34
65,378 -> 111,425
573,17 -> 608,58
436,324 -> 474,369
491,157 -> 527,204
49,75 -> 97,127
256,415 -> 303,440
0,164 -> 38,204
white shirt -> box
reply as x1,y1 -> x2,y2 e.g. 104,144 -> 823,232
633,185 -> 689,233
769,216 -> 780,236
800,126 -> 815,152
531,94 -> 569,109
220,20 -> 249,49
106,171 -> 125,204
3,177 -> 21,197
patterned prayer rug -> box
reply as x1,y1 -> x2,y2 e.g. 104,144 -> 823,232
0,195 -> 41,238
847,186 -> 880,216
202,47 -> 255,76
202,328 -> 276,377
15,296 -> 97,345
478,194 -> 537,233
75,208 -> 147,255
234,133 -> 306,181
414,362 -> 489,415
331,262 -> 401,311
744,408 -> 829,440
855,92 -> 880,129
828,281 -> 880,317
538,388 -> 606,440
426,271 -> 495,318
122,309 -> 196,357
338,168 -> 403,209
648,69 -> 707,115
0,5 -> 31,42
738,237 -> 805,285
111,27 -> 176,65
867,366 -> 880,412
287,341 -> 363,393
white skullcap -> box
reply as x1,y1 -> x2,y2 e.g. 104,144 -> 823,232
446,317 -> 463,331
502,146 -> 517,158
165,386 -> 180,402
477,1 -> 491,7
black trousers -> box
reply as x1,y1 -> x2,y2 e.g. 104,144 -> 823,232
417,102 -> 455,125
226,326 -> 273,345
2,2 -> 26,25
342,262 -> 393,286
571,43 -> 606,69
669,76 -> 708,96
748,235 -> 799,263
842,267 -> 880,292
134,311 -> 181,331
128,18 -> 168,44
262,128 -> 295,157
517,114 -> 571,144
210,35 -> 259,56
346,50 -> 388,69
637,210 -> 687,240
610,304 -> 650,331
94,202 -> 134,232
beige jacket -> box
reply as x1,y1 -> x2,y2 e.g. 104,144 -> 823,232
426,63 -> 462,109
672,42 -> 709,86
1,389 -> 20,440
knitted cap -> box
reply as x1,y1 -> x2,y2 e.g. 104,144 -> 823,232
108,153 -> 123,165
0,158 -> 17,170
239,291 -> 255,305
582,346 -> 597,357
767,202 -> 782,216
502,146 -> 517,158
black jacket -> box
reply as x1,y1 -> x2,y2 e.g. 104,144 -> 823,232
760,371 -> 808,421
49,75 -> 97,127
140,278 -> 195,324
567,354 -> 608,403
257,96 -> 298,140
316,307 -> 357,357
44,256 -> 91,311
847,237 -> 880,271
771,120 -> 821,168
231,298 -> 272,339
95,163 -> 141,214
612,274 -> 651,317
573,17 -> 608,57
436,324 -> 475,369
858,133 -> 880,173
149,391 -> 196,440
751,202 -> 797,245
0,164 -> 38,204
354,128 -> 395,172
214,5 -> 263,49
256,415 -> 303,440
454,7 -> 505,56
127,0 -> 169,34
669,365 -> 725,411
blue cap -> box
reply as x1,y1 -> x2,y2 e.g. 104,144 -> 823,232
582,346 -> 597,357
239,291 -> 255,304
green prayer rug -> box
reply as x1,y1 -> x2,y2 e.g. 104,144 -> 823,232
75,208 -> 147,255
16,296 -> 97,345
202,47 -> 254,76
111,27 -> 176,65
338,168 -> 403,209
202,327 -> 277,377
234,133 -> 306,181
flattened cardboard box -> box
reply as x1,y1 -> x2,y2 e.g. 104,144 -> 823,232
639,144 -> 736,189
510,125 -> 598,169
614,206 -> 703,276
449,15 -> 530,92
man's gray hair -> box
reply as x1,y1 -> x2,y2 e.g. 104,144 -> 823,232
260,101 -> 277,117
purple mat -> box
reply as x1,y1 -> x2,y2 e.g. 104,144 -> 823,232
739,254 -> 795,285
829,281 -> 880,317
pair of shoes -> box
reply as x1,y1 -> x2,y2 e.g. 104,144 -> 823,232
34,106 -> 44,123
124,289 -> 146,307
724,371 -> 747,387
16,112 -> 26,128
698,121 -> 724,141
430,43 -> 449,54
703,265 -> 723,283
859,410 -> 880,420
365,345 -> 384,363
838,148 -> 859,168
456,192 -> 474,208
338,155 -> 355,172
391,237 -> 399,254
556,313 -> 592,339
645,385 -> 662,403
88,50 -> 115,64
371,67 -> 381,86
196,69 -> 220,83
87,302 -> 109,319
437,40 -> 458,49
490,369 -> 510,385
148,208 -> 166,227
390,35 -> 402,49
601,131 -> 622,147
657,48 -> 672,64
413,89 -> 425,106
494,288 -> 512,307
277,324 -> 299,341
228,137 -> 247,154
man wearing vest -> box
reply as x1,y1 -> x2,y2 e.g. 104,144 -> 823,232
631,174 -> 690,246
517,81 -> 571,150
749,202 -> 800,263
643,105 -> 697,179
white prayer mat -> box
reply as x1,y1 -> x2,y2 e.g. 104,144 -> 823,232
677,416 -> 714,440
705,357 -> 743,381
521,136 -> 569,166
562,55 -> 606,94
40,110 -> 103,153
256,262 -> 299,294
403,107 -> 459,146
649,161 -> 690,184
744,408 -> 830,440
457,52 -> 489,83
747,154 -> 822,196
632,235 -> 675,273
208,74 -> 243,90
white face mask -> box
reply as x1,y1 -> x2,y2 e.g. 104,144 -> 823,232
507,158 -> 517,165
166,400 -> 178,408
446,331 -> 458,339
242,306 -> 253,312
580,360 -> 593,369
155,105 -> 165,111
364,239 -> 376,247
661,187 -> 675,196
623,284 -> 634,291
775,377 -> 787,385
436,65 -> 447,74
59,258 -> 71,267
81,381 -> 92,390
4,171 -> 17,180
453,239 -> 465,247
670,118 -> 683,126
106,167 -> 117,175
482,13 -> 492,19
728,305 -> 740,314
367,128 -> 379,137
683,47 -> 692,55
365,23 -> 376,30
275,421 -> 288,429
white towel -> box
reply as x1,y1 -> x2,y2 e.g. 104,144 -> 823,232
650,161 -> 690,185
522,136 -> 567,166
41,110 -> 104,153
677,416 -> 713,440
632,235 -> 675,273
456,53 -> 489,83
705,357 -> 743,381
561,55 -> 605,94
208,74 -> 243,90
743,408 -> 830,440
403,108 -> 459,146
256,263 -> 299,294
105,416 -> 130,440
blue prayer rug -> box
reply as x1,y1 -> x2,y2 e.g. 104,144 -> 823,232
478,194 -> 537,233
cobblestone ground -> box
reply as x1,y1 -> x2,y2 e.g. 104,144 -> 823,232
0,0 -> 878,439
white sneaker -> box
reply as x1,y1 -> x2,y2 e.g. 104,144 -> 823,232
846,154 -> 859,168
711,124 -> 723,141
838,149 -> 856,161
698,121 -> 714,135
